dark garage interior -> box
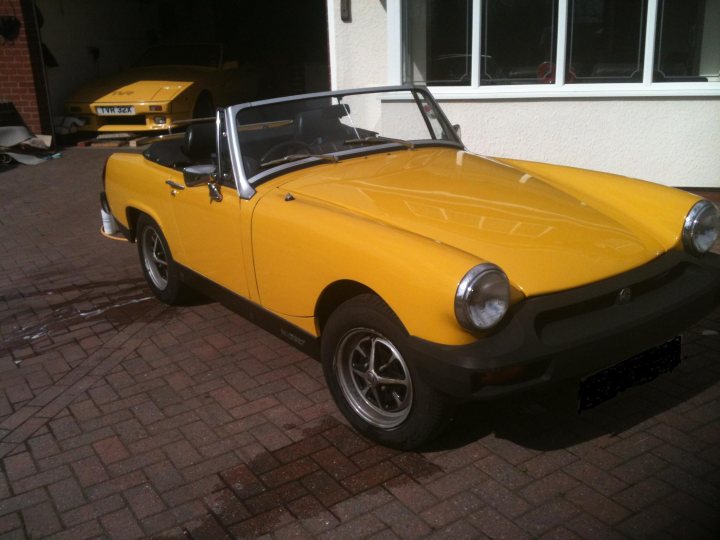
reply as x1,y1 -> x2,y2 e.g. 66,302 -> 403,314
36,0 -> 330,128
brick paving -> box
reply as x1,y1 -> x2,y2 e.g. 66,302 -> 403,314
0,148 -> 719,539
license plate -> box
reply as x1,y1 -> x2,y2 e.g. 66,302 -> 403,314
96,106 -> 135,116
579,336 -> 681,411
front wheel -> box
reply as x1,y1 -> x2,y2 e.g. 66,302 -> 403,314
136,214 -> 185,304
322,294 -> 449,449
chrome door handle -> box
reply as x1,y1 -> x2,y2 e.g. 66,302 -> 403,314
165,180 -> 185,190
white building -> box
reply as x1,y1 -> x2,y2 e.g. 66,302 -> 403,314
326,0 -> 720,188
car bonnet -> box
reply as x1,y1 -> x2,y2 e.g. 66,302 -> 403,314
279,147 -> 667,297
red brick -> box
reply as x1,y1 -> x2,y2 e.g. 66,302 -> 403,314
244,480 -> 307,515
49,477 -> 86,512
220,464 -> 265,499
11,464 -> 71,494
229,396 -> 279,420
322,424 -> 370,456
209,386 -> 246,409
71,456 -> 109,487
520,471 -> 580,505
373,499 -> 432,538
250,422 -> 292,451
312,445 -> 359,480
204,488 -> 250,526
22,501 -> 62,537
61,494 -> 125,527
425,464 -> 487,499
301,470 -> 350,507
163,439 -> 201,468
100,508 -> 144,540
467,506 -> 529,540
0,513 -> 22,536
341,461 -> 401,494
85,470 -> 146,501
517,499 -> 580,537
259,457 -> 319,488
317,512 -> 385,539
229,507 -> 293,538
144,460 -> 186,493
4,452 -> 36,481
384,475 -> 437,513
93,436 -> 130,464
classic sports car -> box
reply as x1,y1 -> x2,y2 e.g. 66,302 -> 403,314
66,43 -> 255,132
101,85 -> 720,448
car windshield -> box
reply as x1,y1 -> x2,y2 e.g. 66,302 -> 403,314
133,44 -> 221,68
234,88 -> 460,180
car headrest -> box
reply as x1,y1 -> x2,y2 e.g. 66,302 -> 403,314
183,123 -> 216,161
295,104 -> 350,139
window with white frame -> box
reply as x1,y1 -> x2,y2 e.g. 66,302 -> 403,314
400,0 -> 720,93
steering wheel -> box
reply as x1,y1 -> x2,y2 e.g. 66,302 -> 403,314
260,140 -> 313,164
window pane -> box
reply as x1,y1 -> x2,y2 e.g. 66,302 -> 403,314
654,0 -> 720,82
403,0 -> 472,86
480,0 -> 558,85
567,0 -> 647,83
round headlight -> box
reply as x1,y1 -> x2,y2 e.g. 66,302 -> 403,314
455,264 -> 510,331
683,200 -> 720,255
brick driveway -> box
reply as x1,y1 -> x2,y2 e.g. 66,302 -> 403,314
0,148 -> 719,539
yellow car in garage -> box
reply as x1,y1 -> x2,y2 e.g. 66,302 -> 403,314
65,43 -> 255,132
101,85 -> 720,448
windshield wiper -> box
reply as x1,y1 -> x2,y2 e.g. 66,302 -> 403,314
260,153 -> 338,169
344,136 -> 415,149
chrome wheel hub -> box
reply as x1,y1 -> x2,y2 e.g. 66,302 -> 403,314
334,328 -> 413,429
141,227 -> 169,291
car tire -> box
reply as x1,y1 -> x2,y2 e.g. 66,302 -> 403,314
192,92 -> 214,120
321,294 -> 449,449
136,214 -> 185,304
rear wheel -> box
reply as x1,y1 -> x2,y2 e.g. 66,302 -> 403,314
322,294 -> 449,449
136,215 -> 184,304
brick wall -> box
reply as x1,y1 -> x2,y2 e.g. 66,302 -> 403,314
0,0 -> 44,133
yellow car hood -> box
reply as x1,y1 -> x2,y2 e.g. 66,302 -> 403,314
66,67 -> 196,103
282,148 -> 667,296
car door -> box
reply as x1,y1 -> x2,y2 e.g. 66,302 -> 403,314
166,127 -> 251,299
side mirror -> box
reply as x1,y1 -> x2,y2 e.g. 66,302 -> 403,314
453,124 -> 461,138
183,164 -> 216,187
222,60 -> 239,70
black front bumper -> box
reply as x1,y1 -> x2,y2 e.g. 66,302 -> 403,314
409,251 -> 720,399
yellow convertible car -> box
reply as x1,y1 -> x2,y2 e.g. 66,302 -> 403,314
65,44 -> 254,132
102,85 -> 720,448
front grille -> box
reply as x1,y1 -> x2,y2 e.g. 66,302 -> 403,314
534,261 -> 694,347
99,115 -> 147,126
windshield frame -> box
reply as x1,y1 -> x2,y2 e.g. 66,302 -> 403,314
223,85 -> 464,200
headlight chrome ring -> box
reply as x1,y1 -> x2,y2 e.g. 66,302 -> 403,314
682,200 -> 720,255
455,263 -> 510,331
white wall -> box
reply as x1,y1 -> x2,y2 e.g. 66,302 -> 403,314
441,99 -> 720,188
327,0 -> 388,89
327,0 -> 720,188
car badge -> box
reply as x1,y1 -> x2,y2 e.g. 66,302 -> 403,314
616,287 -> 632,305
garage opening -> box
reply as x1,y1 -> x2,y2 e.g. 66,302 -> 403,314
36,0 -> 330,135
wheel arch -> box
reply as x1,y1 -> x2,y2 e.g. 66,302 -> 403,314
125,206 -> 167,244
125,207 -> 141,242
315,280 -> 385,335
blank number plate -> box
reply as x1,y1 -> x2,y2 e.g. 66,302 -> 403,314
96,106 -> 135,116
579,336 -> 681,411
